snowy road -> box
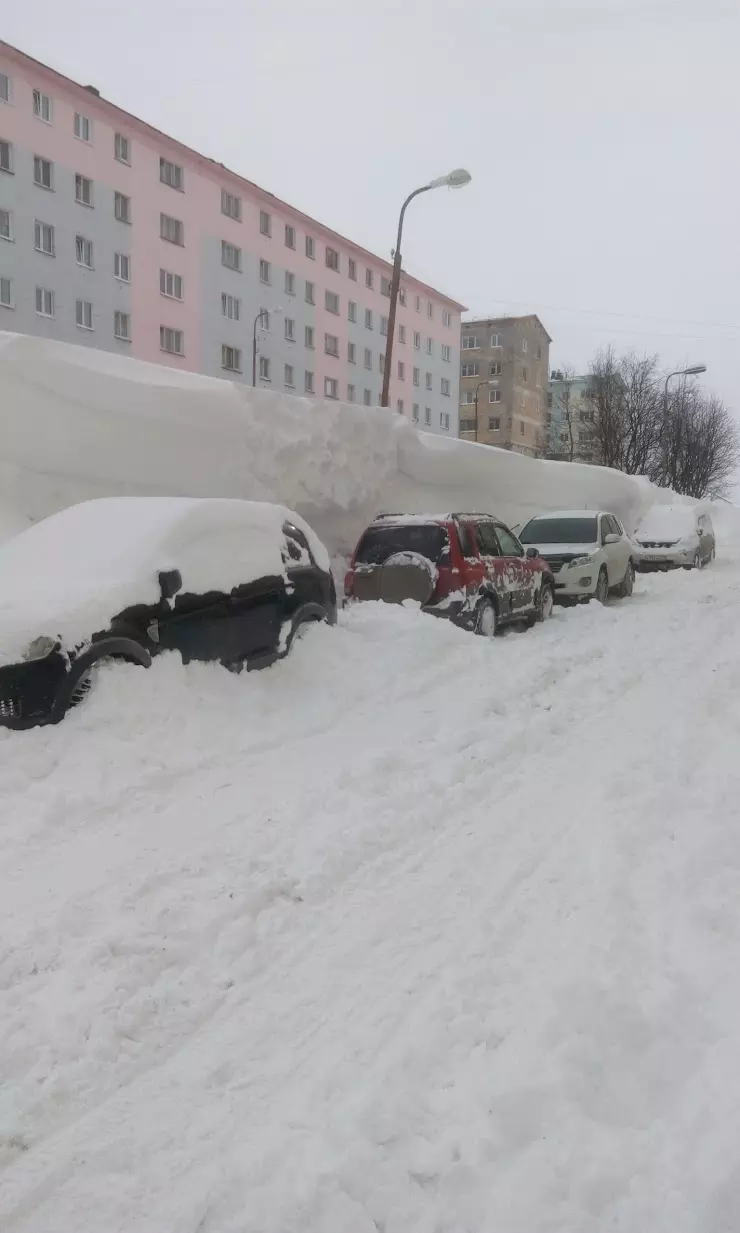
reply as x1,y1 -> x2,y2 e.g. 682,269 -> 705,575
2,528 -> 740,1232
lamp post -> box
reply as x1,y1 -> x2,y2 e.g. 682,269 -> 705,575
252,306 -> 283,386
380,168 -> 472,409
474,377 -> 495,443
663,363 -> 706,416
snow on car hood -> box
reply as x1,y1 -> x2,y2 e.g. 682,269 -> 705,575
528,541 -> 598,556
0,497 -> 329,662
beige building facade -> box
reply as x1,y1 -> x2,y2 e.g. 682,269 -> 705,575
458,315 -> 551,455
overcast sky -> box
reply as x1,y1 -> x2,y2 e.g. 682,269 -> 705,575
5,0 -> 739,414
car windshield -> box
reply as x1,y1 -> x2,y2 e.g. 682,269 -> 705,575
355,523 -> 449,566
519,517 -> 598,545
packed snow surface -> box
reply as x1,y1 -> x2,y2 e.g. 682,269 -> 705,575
0,497 -> 328,660
2,512 -> 740,1232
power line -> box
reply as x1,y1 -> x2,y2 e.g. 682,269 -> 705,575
466,297 -> 740,335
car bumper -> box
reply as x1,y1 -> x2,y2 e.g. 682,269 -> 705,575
635,551 -> 692,571
0,650 -> 69,730
552,568 -> 596,598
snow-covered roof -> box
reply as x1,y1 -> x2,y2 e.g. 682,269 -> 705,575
0,497 -> 328,660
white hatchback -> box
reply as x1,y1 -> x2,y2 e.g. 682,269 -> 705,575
518,510 -> 635,603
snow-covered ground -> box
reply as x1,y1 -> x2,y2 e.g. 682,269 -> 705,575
2,515 -> 740,1232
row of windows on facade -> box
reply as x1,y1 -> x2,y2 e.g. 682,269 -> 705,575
462,360 -> 535,385
459,416 -> 530,440
462,332 -> 543,360
0,77 -> 452,327
0,276 -> 132,338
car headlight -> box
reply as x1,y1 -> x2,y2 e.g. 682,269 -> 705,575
567,554 -> 595,569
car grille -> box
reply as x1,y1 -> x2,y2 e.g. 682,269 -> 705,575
541,553 -> 581,573
639,541 -> 678,549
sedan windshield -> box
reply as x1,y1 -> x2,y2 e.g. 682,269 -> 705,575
519,517 -> 598,545
355,524 -> 449,566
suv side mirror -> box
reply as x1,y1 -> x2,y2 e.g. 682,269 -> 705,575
525,546 -> 539,559
604,533 -> 621,545
697,527 -> 704,535
158,568 -> 182,601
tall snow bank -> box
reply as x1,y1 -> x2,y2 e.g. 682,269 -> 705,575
0,331 -> 681,555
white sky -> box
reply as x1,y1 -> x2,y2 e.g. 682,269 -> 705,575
5,0 -> 739,415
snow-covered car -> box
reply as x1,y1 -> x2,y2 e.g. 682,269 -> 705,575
633,504 -> 715,572
0,497 -> 336,730
518,510 -> 635,604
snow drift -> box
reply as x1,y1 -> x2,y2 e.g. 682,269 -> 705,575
0,331 -> 680,555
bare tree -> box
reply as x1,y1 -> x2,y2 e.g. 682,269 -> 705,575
581,348 -> 662,474
657,384 -> 739,499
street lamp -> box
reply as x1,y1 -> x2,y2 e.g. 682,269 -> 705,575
380,169 -> 472,409
252,306 -> 283,386
663,363 -> 706,416
474,377 -> 496,443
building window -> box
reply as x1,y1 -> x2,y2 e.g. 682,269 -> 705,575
325,333 -> 339,357
364,389 -> 372,406
33,89 -> 53,123
74,112 -> 92,143
462,336 -> 479,350
114,132 -> 131,164
325,246 -> 340,272
221,344 -> 241,372
441,378 -> 450,396
426,337 -> 433,355
33,155 -> 53,189
521,366 -> 529,382
397,399 -> 404,413
325,289 -> 340,315
0,276 -> 13,308
427,302 -> 433,319
442,344 -> 451,362
399,288 -> 406,306
258,308 -> 271,331
305,235 -> 315,259
285,317 -> 295,341
347,383 -> 355,402
222,292 -> 240,320
304,325 -> 314,348
365,268 -> 374,289
522,339 -> 528,353
305,279 -> 315,304
35,286 -> 54,317
490,361 -> 502,376
413,367 -> 420,386
461,391 -> 474,405
324,376 -> 339,399
440,413 -> 450,431
0,139 -> 12,173
381,275 -> 391,298
399,324 -> 406,344
75,235 -> 93,268
489,390 -> 501,403
259,210 -> 271,236
380,315 -> 388,337
520,420 -> 525,434
348,300 -> 357,323
537,344 -> 542,360
283,223 -> 296,250
160,326 -> 184,355
34,220 -> 55,255
489,416 -> 500,430
0,208 -> 12,240
443,310 -> 451,328
221,240 -> 241,270
160,213 -> 184,245
260,259 -> 270,284
304,370 -> 314,394
114,252 -> 131,282
424,406 -> 431,425
75,173 -> 93,206
0,73 -> 11,104
364,348 -> 372,370
413,331 -> 421,350
412,403 -> 419,422
115,192 -> 131,223
285,270 -> 296,296
425,372 -> 432,391
285,363 -> 295,387
114,310 -> 130,340
379,353 -> 385,373
348,257 -> 357,281
398,361 -> 405,380
160,269 -> 183,300
364,308 -> 373,330
75,299 -> 93,330
221,189 -> 241,220
159,158 -> 183,190
459,418 -> 476,433
490,333 -> 502,347
348,341 -> 356,363
415,295 -> 421,312
259,356 -> 270,381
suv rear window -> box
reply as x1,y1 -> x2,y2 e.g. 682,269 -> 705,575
520,517 -> 598,545
355,523 -> 449,566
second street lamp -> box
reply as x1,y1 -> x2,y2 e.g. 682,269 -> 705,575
663,363 -> 706,416
380,169 -> 471,410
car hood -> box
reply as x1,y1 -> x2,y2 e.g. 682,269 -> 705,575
525,542 -> 599,557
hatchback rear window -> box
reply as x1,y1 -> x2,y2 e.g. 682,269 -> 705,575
519,517 -> 598,545
355,523 -> 449,566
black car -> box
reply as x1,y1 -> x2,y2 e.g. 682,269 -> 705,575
0,497 -> 336,731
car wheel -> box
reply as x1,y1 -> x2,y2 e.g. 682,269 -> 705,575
528,582 -> 554,626
475,598 -> 497,638
710,545 -> 716,563
694,550 -> 704,570
594,568 -> 609,604
616,560 -> 634,598
285,610 -> 329,656
51,636 -> 151,721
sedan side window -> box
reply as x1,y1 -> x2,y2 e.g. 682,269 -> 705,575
495,525 -> 523,557
475,521 -> 499,557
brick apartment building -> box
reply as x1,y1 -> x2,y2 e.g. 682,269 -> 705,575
458,315 -> 551,454
0,42 -> 463,433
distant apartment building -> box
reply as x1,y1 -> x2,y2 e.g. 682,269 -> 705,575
547,372 -> 594,459
0,43 -> 463,434
458,315 -> 551,454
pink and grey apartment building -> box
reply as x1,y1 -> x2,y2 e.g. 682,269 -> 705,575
0,42 -> 464,433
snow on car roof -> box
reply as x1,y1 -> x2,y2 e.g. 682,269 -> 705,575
0,497 -> 329,660
637,504 -> 699,526
526,510 -> 601,520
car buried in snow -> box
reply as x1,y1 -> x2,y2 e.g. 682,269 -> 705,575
633,504 -> 715,572
344,512 -> 555,636
0,497 -> 336,730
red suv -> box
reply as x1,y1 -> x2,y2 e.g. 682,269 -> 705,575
344,513 -> 554,635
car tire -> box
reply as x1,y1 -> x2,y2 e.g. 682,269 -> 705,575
474,598 -> 497,638
527,582 -> 554,626
51,636 -> 151,721
594,568 -> 609,604
615,560 -> 635,598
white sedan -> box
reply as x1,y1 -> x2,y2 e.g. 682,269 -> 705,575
517,510 -> 635,603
